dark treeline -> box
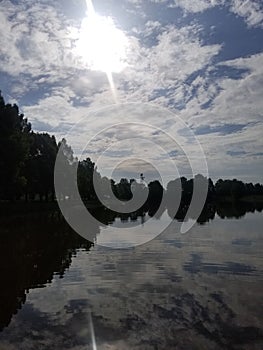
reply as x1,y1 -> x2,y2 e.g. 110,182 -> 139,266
0,91 -> 262,205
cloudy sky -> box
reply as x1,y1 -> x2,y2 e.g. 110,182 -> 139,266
0,0 -> 263,183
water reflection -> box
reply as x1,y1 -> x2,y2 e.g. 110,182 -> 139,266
89,200 -> 263,226
0,208 -> 92,331
167,200 -> 263,224
0,202 -> 262,349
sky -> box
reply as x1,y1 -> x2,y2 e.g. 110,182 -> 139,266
0,0 -> 263,184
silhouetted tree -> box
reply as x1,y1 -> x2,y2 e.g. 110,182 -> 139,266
148,180 -> 164,204
56,138 -> 77,200
0,92 -> 31,200
254,183 -> 263,195
115,178 -> 132,200
78,157 -> 101,201
166,178 -> 182,203
215,179 -> 246,200
25,133 -> 58,201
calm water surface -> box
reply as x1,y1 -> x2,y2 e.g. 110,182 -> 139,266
0,204 -> 262,350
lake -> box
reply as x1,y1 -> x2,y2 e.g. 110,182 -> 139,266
0,203 -> 262,349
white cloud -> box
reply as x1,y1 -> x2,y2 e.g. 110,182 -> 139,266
149,0 -> 263,28
201,53 -> 263,124
23,94 -> 81,130
113,25 -> 221,105
0,0 -> 79,81
1,0 -> 262,181
178,52 -> 263,124
230,0 -> 263,27
177,52 -> 263,181
169,0 -> 223,13
143,20 -> 162,36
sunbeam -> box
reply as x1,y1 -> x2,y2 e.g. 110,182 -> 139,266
85,0 -> 95,14
106,70 -> 118,103
89,312 -> 97,350
76,0 -> 129,103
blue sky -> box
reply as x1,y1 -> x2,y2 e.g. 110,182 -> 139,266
0,0 -> 263,183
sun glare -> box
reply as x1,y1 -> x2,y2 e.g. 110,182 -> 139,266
76,9 -> 128,74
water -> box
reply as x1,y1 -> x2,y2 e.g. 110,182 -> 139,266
0,203 -> 262,349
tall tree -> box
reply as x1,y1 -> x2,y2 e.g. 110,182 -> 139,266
56,138 -> 77,200
115,178 -> 132,200
0,92 -> 31,199
25,133 -> 58,201
78,157 -> 101,201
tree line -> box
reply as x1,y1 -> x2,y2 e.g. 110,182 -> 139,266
0,90 -> 262,204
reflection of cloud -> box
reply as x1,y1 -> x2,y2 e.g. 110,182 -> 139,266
227,150 -> 247,157
1,213 -> 263,349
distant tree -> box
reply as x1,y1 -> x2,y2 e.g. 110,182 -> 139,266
25,133 -> 58,201
148,180 -> 164,203
215,179 -> 231,197
208,178 -> 215,199
99,176 -> 112,199
182,178 -> 193,203
130,179 -> 148,205
230,179 -> 246,199
0,92 -> 31,200
215,178 -> 246,200
193,174 -> 209,202
254,183 -> 263,195
56,138 -> 77,200
78,157 -> 101,201
166,178 -> 182,204
115,178 -> 132,200
245,182 -> 255,196
110,179 -> 118,198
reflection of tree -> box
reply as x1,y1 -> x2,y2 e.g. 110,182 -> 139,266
216,201 -> 263,219
147,202 -> 166,219
0,200 -> 262,332
0,208 -> 93,331
166,201 -> 263,223
89,205 -> 148,225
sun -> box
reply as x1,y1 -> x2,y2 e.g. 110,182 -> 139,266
76,9 -> 129,74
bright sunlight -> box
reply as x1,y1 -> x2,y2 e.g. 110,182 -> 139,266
76,0 -> 129,74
